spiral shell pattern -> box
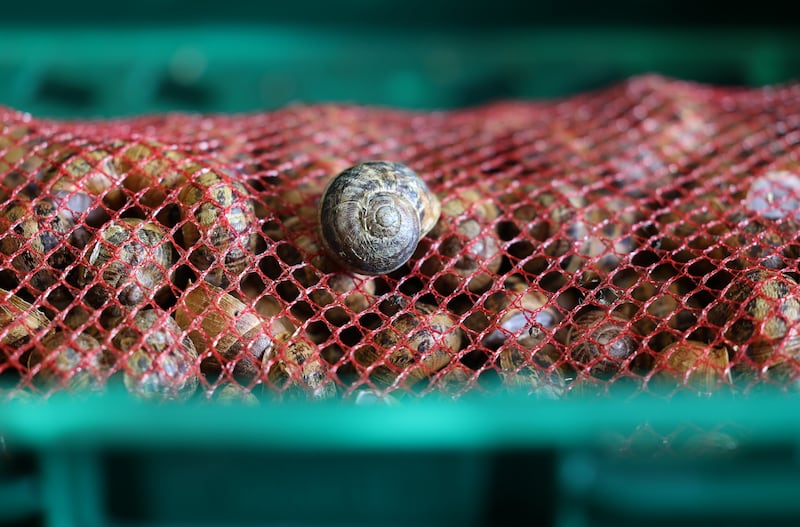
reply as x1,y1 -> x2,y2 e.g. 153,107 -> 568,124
318,161 -> 440,275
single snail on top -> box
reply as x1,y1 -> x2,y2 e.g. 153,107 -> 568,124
318,161 -> 440,275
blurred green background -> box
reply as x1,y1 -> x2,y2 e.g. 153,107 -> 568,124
0,0 -> 798,117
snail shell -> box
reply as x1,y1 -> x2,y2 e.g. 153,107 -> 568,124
429,366 -> 474,396
0,127 -> 44,202
482,276 -> 562,350
178,166 -> 258,286
497,346 -> 567,399
421,186 -> 502,293
656,340 -> 730,393
112,142 -> 189,207
318,161 -> 440,275
502,182 -> 584,243
174,282 -> 277,382
211,383 -> 259,405
308,271 -> 377,326
83,218 -> 175,308
112,309 -> 199,401
720,269 -> 800,368
566,310 -> 639,379
37,144 -> 122,220
0,288 -> 50,349
28,332 -> 111,392
560,195 -> 642,274
0,198 -> 88,294
266,333 -> 336,400
724,218 -> 800,270
354,302 -> 462,388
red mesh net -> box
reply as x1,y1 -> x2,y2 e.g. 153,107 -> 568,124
2,74 -> 800,402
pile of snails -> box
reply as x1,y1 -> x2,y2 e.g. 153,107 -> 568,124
0,133 -> 290,402
0,135 -> 454,401
308,163 -> 800,398
2,121 -> 800,402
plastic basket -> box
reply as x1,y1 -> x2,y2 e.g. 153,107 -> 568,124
2,389 -> 800,527
0,25 -> 798,117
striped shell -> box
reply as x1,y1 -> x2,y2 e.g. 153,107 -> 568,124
84,218 -> 174,307
178,166 -> 257,286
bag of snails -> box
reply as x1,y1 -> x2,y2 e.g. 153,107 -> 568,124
1,74 -> 800,401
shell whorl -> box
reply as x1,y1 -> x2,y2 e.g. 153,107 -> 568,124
319,162 -> 439,275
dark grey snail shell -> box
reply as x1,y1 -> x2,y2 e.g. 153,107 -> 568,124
318,161 -> 441,275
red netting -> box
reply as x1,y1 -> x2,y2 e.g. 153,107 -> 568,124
2,74 -> 800,402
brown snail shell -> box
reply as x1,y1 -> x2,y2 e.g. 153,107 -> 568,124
63,305 -> 92,331
60,305 -> 108,341
112,142 -> 189,207
656,340 -> 730,393
174,282 -> 277,382
504,182 -> 585,243
28,332 -> 111,392
210,383 -> 259,405
559,195 -> 642,274
0,288 -> 50,349
178,166 -> 258,286
112,309 -> 199,401
720,269 -> 800,369
354,302 -> 462,388
566,310 -> 639,379
265,332 -> 336,400
427,218 -> 503,293
723,217 -> 800,270
37,144 -> 122,220
0,198 -> 88,294
0,126 -> 31,175
308,272 -> 377,326
0,130 -> 45,202
318,161 -> 440,275
428,366 -> 474,396
293,234 -> 335,272
421,188 -> 501,293
497,346 -> 567,399
482,276 -> 562,350
83,218 -> 175,308
653,195 -> 800,270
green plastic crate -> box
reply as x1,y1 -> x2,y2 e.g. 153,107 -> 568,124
0,25 -> 798,117
2,389 -> 800,527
